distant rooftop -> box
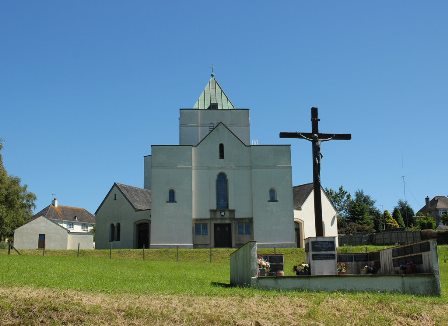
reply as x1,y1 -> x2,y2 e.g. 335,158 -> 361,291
33,203 -> 95,224
193,74 -> 235,110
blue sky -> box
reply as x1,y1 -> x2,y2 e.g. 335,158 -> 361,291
1,1 -> 447,215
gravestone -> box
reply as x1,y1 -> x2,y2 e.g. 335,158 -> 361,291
305,236 -> 337,275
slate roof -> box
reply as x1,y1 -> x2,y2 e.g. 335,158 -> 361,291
418,196 -> 448,213
115,183 -> 151,211
193,74 -> 235,110
33,205 -> 96,223
293,183 -> 314,210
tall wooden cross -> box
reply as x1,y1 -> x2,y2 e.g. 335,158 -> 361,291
280,107 -> 351,237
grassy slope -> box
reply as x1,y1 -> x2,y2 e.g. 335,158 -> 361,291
0,246 -> 447,325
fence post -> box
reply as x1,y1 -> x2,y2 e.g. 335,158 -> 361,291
176,246 -> 179,262
274,247 -> 277,254
77,243 -> 80,257
143,244 -> 145,260
43,247 -> 45,256
109,242 -> 112,259
209,246 -> 212,263
8,242 -> 11,255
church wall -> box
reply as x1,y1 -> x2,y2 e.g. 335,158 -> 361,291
144,155 -> 152,189
151,146 -> 193,247
95,185 -> 151,249
192,125 -> 253,219
179,109 -> 250,146
251,146 -> 296,248
299,189 -> 339,245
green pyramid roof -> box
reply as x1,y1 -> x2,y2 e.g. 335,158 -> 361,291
193,75 -> 235,110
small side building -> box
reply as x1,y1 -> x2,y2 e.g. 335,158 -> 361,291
95,183 -> 151,249
14,199 -> 95,250
293,183 -> 338,247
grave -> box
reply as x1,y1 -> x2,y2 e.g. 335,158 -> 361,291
305,236 -> 337,275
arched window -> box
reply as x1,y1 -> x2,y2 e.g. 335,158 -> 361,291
110,224 -> 115,242
219,143 -> 224,159
269,188 -> 277,202
116,223 -> 121,241
168,189 -> 176,203
216,172 -> 228,209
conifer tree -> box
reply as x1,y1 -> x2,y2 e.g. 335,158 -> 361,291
384,210 -> 399,230
392,207 -> 405,228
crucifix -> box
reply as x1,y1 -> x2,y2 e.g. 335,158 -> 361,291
280,107 -> 351,237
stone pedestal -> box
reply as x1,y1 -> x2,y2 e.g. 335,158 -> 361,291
305,236 -> 337,276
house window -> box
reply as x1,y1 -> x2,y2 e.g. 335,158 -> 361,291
216,172 -> 228,209
238,222 -> 251,235
168,189 -> 176,203
110,224 -> 115,242
114,194 -> 117,200
219,143 -> 224,159
195,223 -> 208,236
67,222 -> 74,229
116,223 -> 121,241
268,188 -> 278,202
82,223 -> 88,231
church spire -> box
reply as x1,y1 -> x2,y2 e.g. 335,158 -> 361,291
193,74 -> 234,110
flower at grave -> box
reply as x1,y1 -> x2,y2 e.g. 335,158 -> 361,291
257,256 -> 270,271
337,263 -> 347,273
293,263 -> 310,275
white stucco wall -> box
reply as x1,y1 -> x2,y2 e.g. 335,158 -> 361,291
151,146 -> 193,247
67,233 -> 94,250
294,188 -> 338,246
251,145 -> 295,247
179,109 -> 250,146
14,216 -> 69,249
95,185 -> 151,249
144,155 -> 152,189
192,124 -> 252,219
57,221 -> 94,233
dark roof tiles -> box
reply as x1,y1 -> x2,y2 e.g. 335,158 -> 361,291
115,183 -> 151,211
293,183 -> 314,210
33,205 -> 95,223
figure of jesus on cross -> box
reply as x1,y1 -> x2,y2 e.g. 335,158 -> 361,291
280,107 -> 351,237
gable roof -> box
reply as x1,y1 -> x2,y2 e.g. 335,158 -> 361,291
115,183 -> 151,211
292,183 -> 337,212
193,74 -> 235,110
95,183 -> 151,215
418,196 -> 448,213
195,121 -> 248,148
293,183 -> 314,209
33,205 -> 96,223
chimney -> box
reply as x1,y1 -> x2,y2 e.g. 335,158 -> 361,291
425,196 -> 430,209
52,198 -> 58,207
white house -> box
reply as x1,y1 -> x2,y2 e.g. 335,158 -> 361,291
96,74 -> 296,249
13,199 -> 95,250
293,183 -> 338,247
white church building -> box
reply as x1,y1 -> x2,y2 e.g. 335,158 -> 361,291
95,75 -> 337,249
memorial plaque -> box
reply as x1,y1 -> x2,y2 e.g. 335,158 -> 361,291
312,254 -> 336,260
311,241 -> 335,252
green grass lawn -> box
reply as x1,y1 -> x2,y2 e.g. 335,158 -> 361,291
0,246 -> 448,325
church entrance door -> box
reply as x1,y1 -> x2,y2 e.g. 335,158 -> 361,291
136,221 -> 150,249
214,223 -> 232,248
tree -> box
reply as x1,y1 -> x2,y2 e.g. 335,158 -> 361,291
415,215 -> 436,230
384,210 -> 399,229
325,186 -> 352,219
0,141 -> 36,240
395,200 -> 415,227
346,190 -> 378,233
442,213 -> 448,226
392,207 -> 405,228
